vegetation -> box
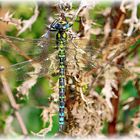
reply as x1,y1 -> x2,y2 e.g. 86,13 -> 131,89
0,0 -> 140,138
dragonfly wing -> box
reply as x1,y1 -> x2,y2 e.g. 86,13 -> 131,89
0,33 -> 58,82
0,34 -> 56,58
0,54 -> 59,82
66,38 -> 131,77
66,38 -> 102,71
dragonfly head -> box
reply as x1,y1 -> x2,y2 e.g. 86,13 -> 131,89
50,20 -> 72,31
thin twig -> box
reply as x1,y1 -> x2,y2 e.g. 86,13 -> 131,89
108,81 -> 120,135
0,75 -> 28,136
109,13 -> 125,46
123,98 -> 140,110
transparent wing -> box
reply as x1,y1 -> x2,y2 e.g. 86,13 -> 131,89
0,32 -> 58,81
66,37 -> 132,78
0,56 -> 59,82
0,42 -> 100,82
0,33 -> 56,58
0,33 -> 131,82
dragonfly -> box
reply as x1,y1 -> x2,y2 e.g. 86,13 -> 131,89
0,15 -> 105,132
0,14 -> 132,132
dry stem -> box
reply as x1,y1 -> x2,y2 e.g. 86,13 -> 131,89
0,75 -> 28,136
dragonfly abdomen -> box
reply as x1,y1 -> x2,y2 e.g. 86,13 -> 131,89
57,31 -> 67,131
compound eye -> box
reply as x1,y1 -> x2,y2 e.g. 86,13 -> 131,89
55,23 -> 61,29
